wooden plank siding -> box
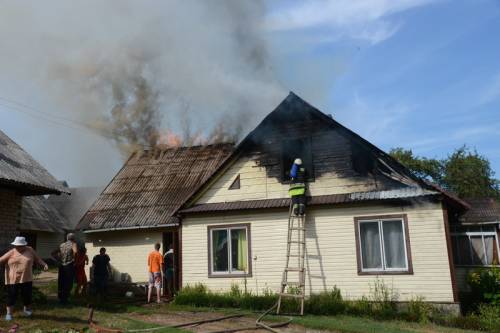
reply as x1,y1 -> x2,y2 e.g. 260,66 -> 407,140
85,230 -> 163,283
182,201 -> 455,303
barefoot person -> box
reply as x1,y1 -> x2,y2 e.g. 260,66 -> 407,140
75,247 -> 89,296
0,236 -> 48,321
147,243 -> 163,303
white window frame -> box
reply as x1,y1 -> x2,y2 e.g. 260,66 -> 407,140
451,225 -> 500,267
358,218 -> 409,273
209,226 -> 249,276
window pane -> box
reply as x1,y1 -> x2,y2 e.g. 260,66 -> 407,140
359,222 -> 382,269
231,229 -> 248,271
484,236 -> 495,265
212,230 -> 228,272
382,220 -> 406,269
470,236 -> 485,265
456,235 -> 472,265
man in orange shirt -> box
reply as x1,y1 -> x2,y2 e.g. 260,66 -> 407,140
147,243 -> 164,303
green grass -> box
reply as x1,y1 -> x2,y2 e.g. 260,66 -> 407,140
294,315 -> 484,333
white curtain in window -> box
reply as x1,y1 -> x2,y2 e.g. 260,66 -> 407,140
382,220 -> 406,269
470,236 -> 485,265
360,222 -> 382,269
484,236 -> 495,265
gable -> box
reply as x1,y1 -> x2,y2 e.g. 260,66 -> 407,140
191,93 -> 425,206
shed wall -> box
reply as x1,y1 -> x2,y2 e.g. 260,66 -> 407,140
0,188 -> 21,253
182,201 -> 455,302
36,231 -> 64,259
85,230 -> 162,283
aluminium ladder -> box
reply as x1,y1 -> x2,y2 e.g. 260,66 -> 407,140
276,202 -> 306,315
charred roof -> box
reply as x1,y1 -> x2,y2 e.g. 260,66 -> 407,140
77,143 -> 234,231
0,129 -> 68,195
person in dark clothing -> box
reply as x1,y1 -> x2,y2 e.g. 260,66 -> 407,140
92,247 -> 111,299
289,158 -> 307,216
51,233 -> 77,304
163,244 -> 175,297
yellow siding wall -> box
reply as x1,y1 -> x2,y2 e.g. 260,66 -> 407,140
197,157 -> 383,204
36,232 -> 64,259
85,230 -> 162,283
182,202 -> 455,302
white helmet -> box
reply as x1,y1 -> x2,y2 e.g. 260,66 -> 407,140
294,158 -> 303,165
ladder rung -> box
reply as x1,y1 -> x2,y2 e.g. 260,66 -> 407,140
290,227 -> 306,231
287,254 -> 301,257
285,267 -> 304,272
288,240 -> 305,244
282,282 -> 303,287
278,293 -> 304,299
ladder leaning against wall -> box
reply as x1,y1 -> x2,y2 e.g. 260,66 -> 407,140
277,202 -> 306,315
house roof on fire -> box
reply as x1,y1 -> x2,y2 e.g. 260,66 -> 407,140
77,143 -> 234,231
20,196 -> 69,233
0,129 -> 68,195
180,92 -> 468,213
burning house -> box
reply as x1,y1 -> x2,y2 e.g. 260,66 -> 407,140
79,93 -> 470,308
0,129 -> 69,264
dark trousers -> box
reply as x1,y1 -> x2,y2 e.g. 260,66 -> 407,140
292,195 -> 306,215
94,275 -> 108,298
58,263 -> 75,303
6,282 -> 32,307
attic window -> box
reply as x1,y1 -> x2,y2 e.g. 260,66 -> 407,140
228,174 -> 240,190
281,137 -> 313,181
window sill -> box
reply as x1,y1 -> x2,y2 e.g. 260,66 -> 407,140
455,264 -> 500,268
208,273 -> 252,278
358,270 -> 413,276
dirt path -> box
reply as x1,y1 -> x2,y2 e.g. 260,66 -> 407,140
131,310 -> 331,333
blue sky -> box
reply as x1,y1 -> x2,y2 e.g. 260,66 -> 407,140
0,0 -> 499,186
266,0 -> 500,175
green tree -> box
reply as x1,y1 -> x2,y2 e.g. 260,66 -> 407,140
389,146 -> 500,199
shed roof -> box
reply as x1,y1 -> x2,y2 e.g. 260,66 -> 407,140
0,129 -> 68,195
77,143 -> 234,231
20,196 -> 69,233
459,198 -> 500,224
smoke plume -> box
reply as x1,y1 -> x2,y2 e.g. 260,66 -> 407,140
0,1 -> 285,158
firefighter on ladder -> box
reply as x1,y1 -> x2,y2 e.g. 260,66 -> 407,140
289,158 -> 306,216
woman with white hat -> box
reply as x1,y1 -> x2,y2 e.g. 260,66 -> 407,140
0,236 -> 48,321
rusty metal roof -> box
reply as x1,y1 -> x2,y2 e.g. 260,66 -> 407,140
180,187 -> 440,214
0,129 -> 68,195
459,198 -> 500,223
77,143 -> 234,231
20,196 -> 69,233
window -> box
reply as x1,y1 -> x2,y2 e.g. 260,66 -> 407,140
228,174 -> 240,190
451,225 -> 499,266
281,137 -> 313,181
208,224 -> 251,277
354,215 -> 413,274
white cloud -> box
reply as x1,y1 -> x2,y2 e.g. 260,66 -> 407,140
266,0 -> 436,44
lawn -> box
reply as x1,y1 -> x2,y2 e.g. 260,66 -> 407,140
0,282 -> 487,333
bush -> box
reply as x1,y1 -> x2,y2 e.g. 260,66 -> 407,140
367,278 -> 399,319
468,266 -> 500,306
405,296 -> 433,323
473,304 -> 500,332
305,288 -> 345,315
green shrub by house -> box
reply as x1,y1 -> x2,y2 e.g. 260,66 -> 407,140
468,266 -> 500,306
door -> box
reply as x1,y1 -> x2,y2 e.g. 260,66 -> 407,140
162,229 -> 180,296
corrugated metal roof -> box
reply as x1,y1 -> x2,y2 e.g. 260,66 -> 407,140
459,198 -> 500,223
77,143 -> 234,231
20,196 -> 69,233
180,187 -> 440,214
0,130 -> 68,195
